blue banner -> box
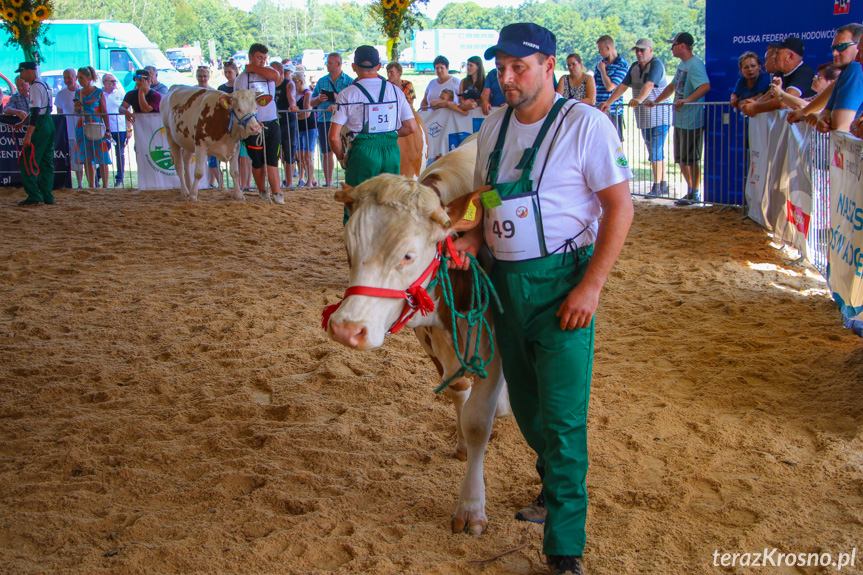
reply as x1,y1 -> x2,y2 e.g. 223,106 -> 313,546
705,0 -> 863,204
0,116 -> 71,190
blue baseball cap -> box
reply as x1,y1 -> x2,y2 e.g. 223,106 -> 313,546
484,23 -> 557,60
353,45 -> 380,68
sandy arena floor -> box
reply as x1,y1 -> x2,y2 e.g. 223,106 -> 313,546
1,186 -> 861,575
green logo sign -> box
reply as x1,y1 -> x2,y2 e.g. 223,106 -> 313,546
147,127 -> 178,176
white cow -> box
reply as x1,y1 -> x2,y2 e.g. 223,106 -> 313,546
161,86 -> 271,202
324,139 -> 510,535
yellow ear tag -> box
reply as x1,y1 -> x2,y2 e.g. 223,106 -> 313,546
463,200 -> 477,222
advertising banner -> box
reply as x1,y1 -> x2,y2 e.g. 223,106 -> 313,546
828,131 -> 863,318
134,113 -> 211,191
417,107 -> 488,167
0,117 -> 71,190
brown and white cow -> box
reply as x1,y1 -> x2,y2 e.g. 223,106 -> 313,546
161,86 -> 271,202
325,139 -> 510,535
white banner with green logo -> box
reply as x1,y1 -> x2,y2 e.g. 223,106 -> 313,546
134,113 -> 181,191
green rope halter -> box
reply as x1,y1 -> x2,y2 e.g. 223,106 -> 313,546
427,248 -> 503,394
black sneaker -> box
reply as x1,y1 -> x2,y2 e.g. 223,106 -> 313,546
647,183 -> 661,197
660,181 -> 670,196
675,191 -> 699,206
17,199 -> 43,207
515,490 -> 547,523
548,555 -> 586,575
43,198 -> 55,205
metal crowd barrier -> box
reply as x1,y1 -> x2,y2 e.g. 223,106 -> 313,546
806,127 -> 831,278
49,110 -> 346,192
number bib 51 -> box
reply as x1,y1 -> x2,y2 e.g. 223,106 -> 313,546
484,191 -> 543,261
365,102 -> 397,133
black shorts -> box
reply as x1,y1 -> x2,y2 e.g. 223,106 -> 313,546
244,119 -> 281,169
674,127 -> 704,166
279,113 -> 299,163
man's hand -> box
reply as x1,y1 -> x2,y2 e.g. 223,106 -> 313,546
481,99 -> 491,115
13,120 -> 26,130
740,102 -> 757,118
644,100 -> 656,108
556,281 -> 601,330
787,108 -> 806,124
599,101 -> 611,113
597,60 -> 607,75
816,111 -> 833,134
852,117 -> 863,138
674,98 -> 686,111
448,232 -> 482,271
627,98 -> 641,108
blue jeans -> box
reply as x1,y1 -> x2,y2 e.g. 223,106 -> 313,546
111,131 -> 127,183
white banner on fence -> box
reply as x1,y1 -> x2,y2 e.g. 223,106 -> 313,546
746,112 -> 789,230
828,131 -> 863,318
417,107 -> 489,166
774,117 -> 813,258
746,111 -> 813,257
134,113 -> 211,191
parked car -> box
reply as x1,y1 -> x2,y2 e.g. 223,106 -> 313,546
40,69 -> 109,107
169,56 -> 192,72
231,52 -> 249,68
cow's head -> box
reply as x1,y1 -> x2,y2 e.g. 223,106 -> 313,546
327,174 -> 481,349
219,89 -> 271,138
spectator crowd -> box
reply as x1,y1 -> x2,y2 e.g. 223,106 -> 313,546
2,23 -> 862,207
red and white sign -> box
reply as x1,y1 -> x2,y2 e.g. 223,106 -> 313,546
786,200 -> 811,236
835,0 -> 851,15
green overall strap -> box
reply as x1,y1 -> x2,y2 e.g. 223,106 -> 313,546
486,98 -> 568,187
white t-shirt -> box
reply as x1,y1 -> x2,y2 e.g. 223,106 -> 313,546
473,95 -> 632,253
424,76 -> 462,105
54,86 -> 78,136
103,88 -> 127,132
29,78 -> 52,114
235,71 -> 277,122
331,78 -> 414,137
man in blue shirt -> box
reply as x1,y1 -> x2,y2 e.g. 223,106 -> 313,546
310,52 -> 353,186
480,68 -> 505,114
594,35 -> 629,141
817,23 -> 863,133
648,32 -> 711,206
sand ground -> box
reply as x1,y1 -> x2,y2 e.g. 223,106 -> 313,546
1,186 -> 861,575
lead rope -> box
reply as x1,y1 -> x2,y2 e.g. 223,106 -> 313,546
427,243 -> 503,394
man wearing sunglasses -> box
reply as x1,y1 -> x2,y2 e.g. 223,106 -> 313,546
816,23 -> 863,134
119,70 -> 160,125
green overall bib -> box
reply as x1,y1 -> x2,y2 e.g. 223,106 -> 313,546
343,79 -> 400,224
485,99 -> 594,557
20,80 -> 55,204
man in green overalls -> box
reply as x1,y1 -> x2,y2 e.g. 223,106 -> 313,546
14,62 -> 55,207
452,24 -> 634,575
328,45 -> 417,224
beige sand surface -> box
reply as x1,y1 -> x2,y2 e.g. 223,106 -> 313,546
1,186 -> 861,575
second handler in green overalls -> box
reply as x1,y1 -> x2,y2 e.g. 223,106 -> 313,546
14,61 -> 55,207
328,45 -> 417,224
452,24 -> 634,575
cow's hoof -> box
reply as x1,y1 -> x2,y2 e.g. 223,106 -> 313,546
452,515 -> 487,536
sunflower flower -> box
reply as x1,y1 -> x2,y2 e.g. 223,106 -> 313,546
20,10 -> 33,24
3,7 -> 15,20
10,0 -> 22,7
33,5 -> 49,20
12,24 -> 19,38
381,0 -> 396,9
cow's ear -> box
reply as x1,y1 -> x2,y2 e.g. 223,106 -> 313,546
334,183 -> 355,215
257,94 -> 273,107
218,95 -> 232,109
443,186 -> 489,232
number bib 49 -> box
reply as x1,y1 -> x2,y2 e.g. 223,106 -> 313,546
484,191 -> 543,261
365,102 -> 397,133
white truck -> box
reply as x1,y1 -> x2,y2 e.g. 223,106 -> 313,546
409,29 -> 498,73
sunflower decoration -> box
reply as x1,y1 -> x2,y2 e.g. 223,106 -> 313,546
1,0 -> 54,62
370,0 -> 428,62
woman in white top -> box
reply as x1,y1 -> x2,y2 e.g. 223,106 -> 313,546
421,55 -> 462,107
